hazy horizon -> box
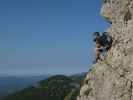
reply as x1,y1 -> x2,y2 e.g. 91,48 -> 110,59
0,0 -> 109,76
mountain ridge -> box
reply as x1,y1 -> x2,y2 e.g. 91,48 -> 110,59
2,73 -> 86,100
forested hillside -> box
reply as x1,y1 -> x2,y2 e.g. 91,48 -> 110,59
3,73 -> 86,100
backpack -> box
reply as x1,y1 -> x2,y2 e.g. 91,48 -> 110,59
101,32 -> 113,50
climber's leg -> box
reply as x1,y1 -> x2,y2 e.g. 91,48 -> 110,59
106,44 -> 112,56
93,48 -> 100,64
95,47 -> 101,61
93,42 -> 103,63
108,47 -> 112,56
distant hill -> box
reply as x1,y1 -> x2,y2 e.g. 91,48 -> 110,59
2,73 -> 87,100
69,72 -> 87,84
0,75 -> 49,99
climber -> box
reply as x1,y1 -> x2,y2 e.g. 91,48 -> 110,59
93,32 -> 103,63
93,32 -> 113,63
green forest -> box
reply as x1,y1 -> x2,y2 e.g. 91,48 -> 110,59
3,73 -> 86,100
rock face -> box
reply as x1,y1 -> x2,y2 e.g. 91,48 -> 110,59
77,0 -> 133,100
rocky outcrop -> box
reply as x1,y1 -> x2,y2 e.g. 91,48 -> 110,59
77,0 -> 133,100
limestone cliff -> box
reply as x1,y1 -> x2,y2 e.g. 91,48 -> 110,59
77,0 -> 133,100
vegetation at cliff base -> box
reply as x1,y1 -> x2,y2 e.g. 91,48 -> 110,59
3,73 -> 86,100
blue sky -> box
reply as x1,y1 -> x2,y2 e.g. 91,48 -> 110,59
0,0 -> 109,76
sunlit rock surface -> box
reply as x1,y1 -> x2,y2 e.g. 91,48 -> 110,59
77,0 -> 133,100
